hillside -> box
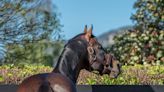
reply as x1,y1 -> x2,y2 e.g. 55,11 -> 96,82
97,25 -> 133,47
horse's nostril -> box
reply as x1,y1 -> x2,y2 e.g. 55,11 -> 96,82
107,66 -> 112,71
105,65 -> 109,67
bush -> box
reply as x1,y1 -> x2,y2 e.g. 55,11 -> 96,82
3,40 -> 63,66
108,0 -> 164,65
108,30 -> 164,65
0,64 -> 52,84
0,64 -> 164,85
78,64 -> 164,85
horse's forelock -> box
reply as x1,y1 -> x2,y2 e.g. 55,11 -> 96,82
89,38 -> 99,45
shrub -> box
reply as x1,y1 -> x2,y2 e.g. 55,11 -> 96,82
108,30 -> 164,65
0,64 -> 163,85
108,0 -> 164,65
0,64 -> 52,84
3,40 -> 63,66
78,64 -> 164,85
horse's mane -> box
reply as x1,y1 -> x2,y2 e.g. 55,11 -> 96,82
68,33 -> 95,43
56,33 -> 95,61
70,33 -> 85,40
55,33 -> 86,64
54,33 -> 92,70
63,33 -> 96,48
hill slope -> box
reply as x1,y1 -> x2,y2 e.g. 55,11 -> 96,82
97,25 -> 133,47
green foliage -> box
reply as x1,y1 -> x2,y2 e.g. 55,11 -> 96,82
108,0 -> 164,65
3,40 -> 64,66
0,0 -> 62,65
86,78 -> 97,85
0,64 -> 52,84
109,30 -> 164,65
131,0 -> 164,30
81,65 -> 164,85
0,64 -> 163,85
0,0 -> 62,43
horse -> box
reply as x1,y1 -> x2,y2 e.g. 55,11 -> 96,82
102,53 -> 121,78
17,25 -> 109,92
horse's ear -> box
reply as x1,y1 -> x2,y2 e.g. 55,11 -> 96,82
85,25 -> 93,42
84,25 -> 87,33
88,24 -> 93,35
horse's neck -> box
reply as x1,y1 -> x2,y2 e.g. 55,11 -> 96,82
53,44 -> 87,83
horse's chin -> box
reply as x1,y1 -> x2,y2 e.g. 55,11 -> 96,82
109,71 -> 120,79
102,67 -> 120,78
109,74 -> 118,79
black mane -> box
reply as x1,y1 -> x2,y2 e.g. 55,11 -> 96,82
72,33 -> 95,38
68,33 -> 95,43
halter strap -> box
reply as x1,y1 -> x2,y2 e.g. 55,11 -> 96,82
82,36 -> 98,66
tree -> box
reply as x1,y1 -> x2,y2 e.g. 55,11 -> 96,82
0,0 -> 62,62
109,30 -> 164,65
0,43 -> 6,63
0,0 -> 62,44
109,0 -> 164,65
131,0 -> 164,31
4,40 -> 64,66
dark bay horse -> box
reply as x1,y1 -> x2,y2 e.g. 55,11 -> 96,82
102,53 -> 121,78
17,25 -> 109,92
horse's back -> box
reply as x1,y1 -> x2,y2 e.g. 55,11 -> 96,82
17,73 -> 76,92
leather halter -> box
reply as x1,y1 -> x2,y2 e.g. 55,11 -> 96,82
80,35 -> 105,66
80,35 -> 97,65
87,43 -> 97,65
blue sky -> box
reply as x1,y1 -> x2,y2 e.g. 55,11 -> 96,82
54,0 -> 136,39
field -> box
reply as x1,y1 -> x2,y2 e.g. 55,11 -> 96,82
0,64 -> 164,85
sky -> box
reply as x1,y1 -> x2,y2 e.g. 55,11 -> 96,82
54,0 -> 136,39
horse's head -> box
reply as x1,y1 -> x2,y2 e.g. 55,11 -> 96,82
82,25 -> 106,73
82,25 -> 121,78
102,54 -> 121,78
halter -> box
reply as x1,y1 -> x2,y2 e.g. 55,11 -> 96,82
87,43 -> 97,65
80,35 -> 106,66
